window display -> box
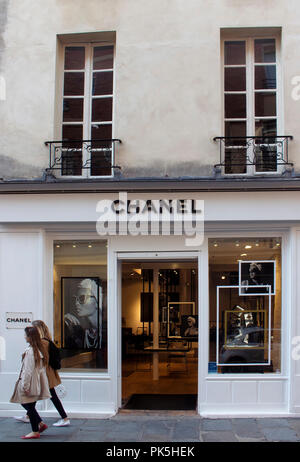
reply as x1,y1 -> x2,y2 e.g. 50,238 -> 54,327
239,260 -> 276,295
167,302 -> 197,340
53,240 -> 107,371
209,238 -> 281,374
62,277 -> 102,349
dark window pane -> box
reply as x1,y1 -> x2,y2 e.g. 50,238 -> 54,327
64,47 -> 85,70
64,72 -> 84,96
225,94 -> 246,118
255,39 -> 276,63
224,41 -> 246,65
255,119 -> 277,139
225,67 -> 246,91
93,72 -> 113,95
255,92 -> 276,117
62,125 -> 83,176
255,120 -> 277,171
91,124 -> 113,176
93,46 -> 114,70
63,98 -> 84,122
255,65 -> 276,89
225,121 -> 246,146
91,124 -> 112,144
92,98 -> 113,122
255,146 -> 277,172
62,124 -> 83,143
225,148 -> 247,174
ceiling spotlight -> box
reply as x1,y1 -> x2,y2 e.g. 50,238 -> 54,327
88,244 -> 92,248
241,253 -> 247,257
255,241 -> 260,247
235,241 -> 240,247
56,245 -> 60,248
213,241 -> 218,247
221,276 -> 226,280
72,244 -> 77,248
245,245 -> 252,249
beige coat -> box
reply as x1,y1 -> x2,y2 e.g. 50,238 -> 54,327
46,364 -> 61,389
41,339 -> 61,389
10,346 -> 51,404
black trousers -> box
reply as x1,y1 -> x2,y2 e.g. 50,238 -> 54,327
21,402 -> 41,432
50,387 -> 67,419
25,388 -> 67,422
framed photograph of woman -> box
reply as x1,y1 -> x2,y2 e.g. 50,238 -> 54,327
238,260 -> 276,296
61,277 -> 102,350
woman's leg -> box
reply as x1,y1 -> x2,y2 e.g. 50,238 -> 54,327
21,403 -> 40,433
50,388 -> 68,419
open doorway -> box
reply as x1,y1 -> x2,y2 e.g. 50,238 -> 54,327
121,259 -> 198,411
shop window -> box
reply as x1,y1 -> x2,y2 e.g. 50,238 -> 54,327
209,237 -> 281,374
53,240 -> 107,371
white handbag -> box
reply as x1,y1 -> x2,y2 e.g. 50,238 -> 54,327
55,384 -> 66,399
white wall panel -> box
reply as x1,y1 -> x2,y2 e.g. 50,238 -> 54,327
81,380 -> 111,403
206,381 -> 231,403
258,381 -> 286,403
232,381 -> 258,403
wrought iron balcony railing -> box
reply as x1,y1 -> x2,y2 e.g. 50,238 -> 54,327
44,139 -> 122,177
213,136 -> 293,175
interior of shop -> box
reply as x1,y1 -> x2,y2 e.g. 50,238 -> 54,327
209,237 -> 282,374
53,240 -> 108,372
121,260 -> 199,410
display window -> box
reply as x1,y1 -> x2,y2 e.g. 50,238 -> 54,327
209,237 -> 281,374
53,240 -> 108,371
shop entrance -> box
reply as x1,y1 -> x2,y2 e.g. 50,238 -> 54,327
121,258 -> 198,411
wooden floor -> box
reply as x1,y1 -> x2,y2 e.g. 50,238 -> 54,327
122,352 -> 198,402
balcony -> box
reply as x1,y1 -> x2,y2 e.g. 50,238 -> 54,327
213,136 -> 293,175
44,139 -> 122,178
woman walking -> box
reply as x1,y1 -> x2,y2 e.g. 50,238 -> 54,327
32,320 -> 70,427
10,326 -> 50,439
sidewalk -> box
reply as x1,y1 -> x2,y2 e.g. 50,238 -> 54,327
1,412 -> 300,442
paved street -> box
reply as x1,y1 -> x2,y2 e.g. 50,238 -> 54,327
1,413 -> 300,442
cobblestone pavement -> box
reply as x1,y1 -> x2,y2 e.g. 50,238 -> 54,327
0,413 -> 300,442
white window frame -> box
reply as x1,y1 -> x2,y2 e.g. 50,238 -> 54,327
221,35 -> 283,176
60,42 -> 115,179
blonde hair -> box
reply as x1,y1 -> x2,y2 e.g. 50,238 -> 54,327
32,320 -> 52,341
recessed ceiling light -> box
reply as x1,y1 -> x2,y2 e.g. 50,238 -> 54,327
56,245 -> 60,248
88,244 -> 92,248
241,253 -> 247,257
245,245 -> 252,249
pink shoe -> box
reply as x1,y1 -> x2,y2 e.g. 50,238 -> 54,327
39,423 -> 48,433
21,433 -> 40,439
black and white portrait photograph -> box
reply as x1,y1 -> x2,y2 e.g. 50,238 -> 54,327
62,277 -> 102,350
180,315 -> 199,339
239,260 -> 276,295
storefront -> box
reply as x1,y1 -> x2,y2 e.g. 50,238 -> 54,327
0,187 -> 300,417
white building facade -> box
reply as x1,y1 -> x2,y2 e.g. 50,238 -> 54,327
0,0 -> 300,418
